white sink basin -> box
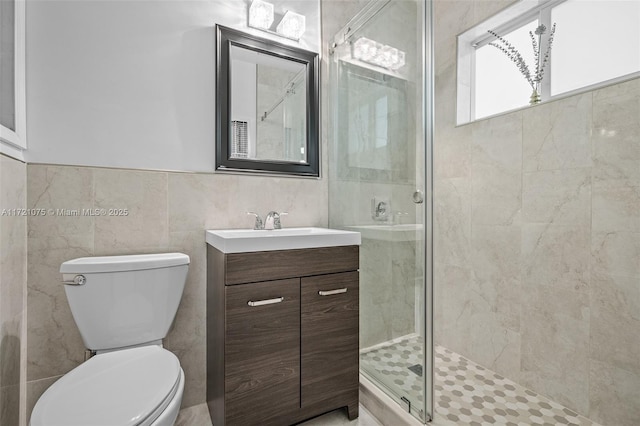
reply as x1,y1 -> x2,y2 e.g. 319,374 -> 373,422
206,227 -> 361,253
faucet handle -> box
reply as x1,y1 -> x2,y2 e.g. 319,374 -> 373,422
372,200 -> 390,221
264,211 -> 288,230
247,211 -> 264,230
277,212 -> 288,229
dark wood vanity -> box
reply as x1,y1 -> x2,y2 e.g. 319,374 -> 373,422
207,244 -> 360,426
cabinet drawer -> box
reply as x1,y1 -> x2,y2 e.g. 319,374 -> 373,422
225,245 -> 359,285
301,272 -> 359,412
225,278 -> 300,426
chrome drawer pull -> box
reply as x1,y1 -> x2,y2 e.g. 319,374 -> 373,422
318,288 -> 347,296
62,275 -> 86,286
247,297 -> 284,307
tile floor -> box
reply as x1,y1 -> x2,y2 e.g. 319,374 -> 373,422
360,335 -> 425,416
361,335 -> 600,426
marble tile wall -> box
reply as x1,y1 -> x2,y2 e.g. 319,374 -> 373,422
0,154 -> 27,426
433,0 -> 640,424
359,236 -> 418,349
24,165 -> 328,420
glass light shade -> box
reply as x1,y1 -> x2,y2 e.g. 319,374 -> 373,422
379,46 -> 394,68
249,0 -> 274,30
353,37 -> 377,61
276,10 -> 306,40
352,37 -> 405,71
391,50 -> 406,70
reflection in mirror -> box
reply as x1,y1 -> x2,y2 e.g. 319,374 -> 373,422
215,25 -> 319,177
230,46 -> 307,163
338,61 -> 415,183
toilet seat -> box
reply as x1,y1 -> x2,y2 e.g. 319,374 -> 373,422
30,345 -> 181,426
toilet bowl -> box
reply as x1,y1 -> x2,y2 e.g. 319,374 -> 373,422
30,346 -> 184,426
30,253 -> 190,426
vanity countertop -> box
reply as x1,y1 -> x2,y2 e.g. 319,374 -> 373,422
205,227 -> 361,254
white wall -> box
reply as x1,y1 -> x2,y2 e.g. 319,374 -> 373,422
25,0 -> 320,172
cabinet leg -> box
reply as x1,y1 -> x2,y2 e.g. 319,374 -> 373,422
347,403 -> 359,420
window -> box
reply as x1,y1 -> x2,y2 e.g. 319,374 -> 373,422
474,20 -> 539,119
457,0 -> 640,124
550,0 -> 640,95
0,0 -> 26,154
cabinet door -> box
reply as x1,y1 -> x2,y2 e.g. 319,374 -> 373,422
225,278 -> 300,426
301,271 -> 359,416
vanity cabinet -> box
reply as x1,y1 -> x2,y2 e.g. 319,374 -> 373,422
207,245 -> 359,426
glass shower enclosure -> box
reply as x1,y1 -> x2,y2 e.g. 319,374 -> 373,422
328,0 -> 433,423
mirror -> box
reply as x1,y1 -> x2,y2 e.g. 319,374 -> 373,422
216,25 -> 319,177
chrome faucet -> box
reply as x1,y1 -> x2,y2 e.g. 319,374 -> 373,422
247,211 -> 288,230
247,212 -> 264,230
372,200 -> 389,222
264,211 -> 288,230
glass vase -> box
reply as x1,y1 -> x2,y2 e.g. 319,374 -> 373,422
529,88 -> 541,105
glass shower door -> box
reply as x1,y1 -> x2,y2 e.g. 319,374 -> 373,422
328,0 -> 432,422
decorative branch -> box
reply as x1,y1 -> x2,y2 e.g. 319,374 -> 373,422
487,23 -> 556,92
529,30 -> 539,81
535,23 -> 556,84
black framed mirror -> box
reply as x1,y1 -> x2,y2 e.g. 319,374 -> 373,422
215,25 -> 320,177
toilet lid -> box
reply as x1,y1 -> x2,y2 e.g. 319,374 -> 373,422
30,346 -> 181,426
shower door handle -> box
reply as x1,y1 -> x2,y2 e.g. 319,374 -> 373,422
412,190 -> 424,204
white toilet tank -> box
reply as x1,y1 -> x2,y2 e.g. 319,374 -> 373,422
60,253 -> 190,351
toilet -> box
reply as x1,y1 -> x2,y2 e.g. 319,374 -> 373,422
30,252 -> 190,426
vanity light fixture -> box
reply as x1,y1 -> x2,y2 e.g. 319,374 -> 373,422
248,0 -> 274,31
352,37 -> 406,71
247,0 -> 306,42
276,10 -> 306,41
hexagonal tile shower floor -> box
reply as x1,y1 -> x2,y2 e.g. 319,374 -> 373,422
360,336 -> 600,425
